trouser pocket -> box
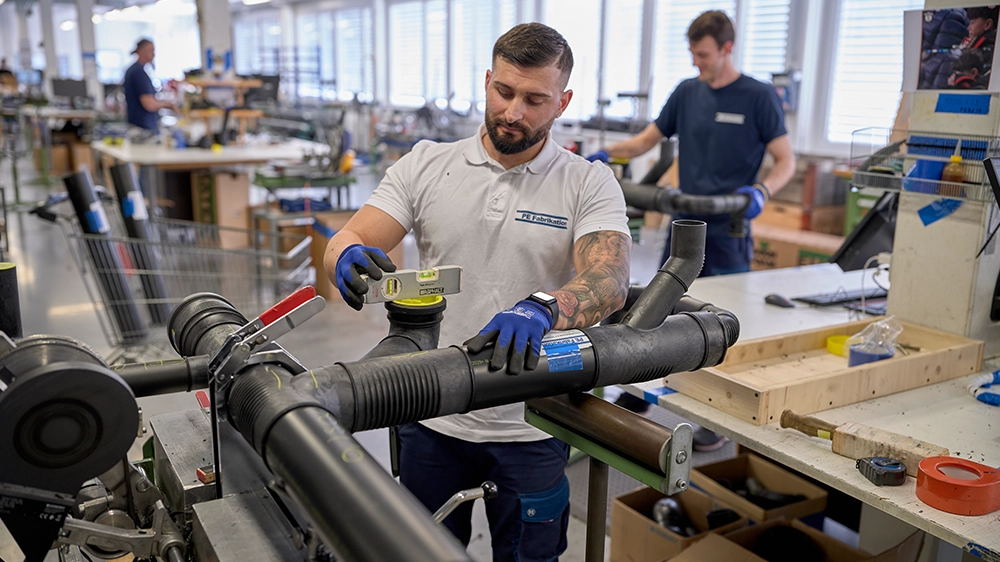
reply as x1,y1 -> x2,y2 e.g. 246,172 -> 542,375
516,475 -> 570,562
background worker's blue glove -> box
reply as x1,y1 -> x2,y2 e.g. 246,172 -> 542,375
735,183 -> 769,220
335,244 -> 396,311
464,300 -> 553,375
585,150 -> 610,163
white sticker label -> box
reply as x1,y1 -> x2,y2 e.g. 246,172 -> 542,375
128,191 -> 148,221
715,112 -> 746,125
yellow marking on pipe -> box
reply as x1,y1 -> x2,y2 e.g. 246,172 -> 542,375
342,447 -> 365,463
310,370 -> 318,389
267,366 -> 281,389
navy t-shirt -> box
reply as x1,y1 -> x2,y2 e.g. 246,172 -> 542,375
654,74 -> 786,237
124,61 -> 159,131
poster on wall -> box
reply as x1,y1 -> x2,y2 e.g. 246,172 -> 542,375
904,5 -> 1000,92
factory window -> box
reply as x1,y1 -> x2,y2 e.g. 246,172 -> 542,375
603,0 -> 645,120
335,8 -> 374,102
649,0 -> 737,118
233,10 -> 282,77
824,0 -> 924,145
388,0 -> 448,107
738,0 -> 790,83
451,0 -> 518,113
543,0 -> 602,121
295,11 -> 335,100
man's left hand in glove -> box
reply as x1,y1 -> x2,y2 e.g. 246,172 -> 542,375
735,183 -> 770,220
464,293 -> 559,376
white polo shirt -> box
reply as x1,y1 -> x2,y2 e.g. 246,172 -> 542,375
367,125 -> 629,442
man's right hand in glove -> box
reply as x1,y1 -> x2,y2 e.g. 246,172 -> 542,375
334,244 -> 397,310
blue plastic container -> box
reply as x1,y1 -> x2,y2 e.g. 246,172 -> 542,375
848,344 -> 895,367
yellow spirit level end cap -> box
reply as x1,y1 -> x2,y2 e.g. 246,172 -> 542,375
395,296 -> 444,307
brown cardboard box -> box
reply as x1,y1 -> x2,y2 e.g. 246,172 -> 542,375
69,142 -> 95,173
667,533 -> 766,562
610,486 -> 746,562
35,144 -> 71,175
191,172 -> 251,249
690,453 -> 828,522
722,519 -> 924,562
757,201 -> 846,235
752,224 -> 845,271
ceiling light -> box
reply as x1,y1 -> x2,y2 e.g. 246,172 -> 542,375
59,20 -> 76,31
242,0 -> 272,5
92,14 -> 102,23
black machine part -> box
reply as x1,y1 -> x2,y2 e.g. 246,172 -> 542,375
856,457 -> 907,486
618,180 -> 752,237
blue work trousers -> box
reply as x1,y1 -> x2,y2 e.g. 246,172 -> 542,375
398,423 -> 571,562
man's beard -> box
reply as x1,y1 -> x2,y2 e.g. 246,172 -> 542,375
485,111 -> 553,155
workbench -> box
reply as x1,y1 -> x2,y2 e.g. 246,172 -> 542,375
623,264 -> 1000,558
91,139 -> 328,218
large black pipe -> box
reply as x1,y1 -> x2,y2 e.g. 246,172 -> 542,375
64,171 -> 147,344
619,181 -> 750,217
265,406 -> 470,562
621,220 -> 706,330
637,138 -> 674,185
0,262 -> 22,338
110,163 -> 171,325
112,355 -> 211,397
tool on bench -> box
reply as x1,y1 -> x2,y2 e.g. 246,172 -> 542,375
363,265 -> 463,304
916,456 -> 1000,515
856,457 -> 907,486
780,410 -> 949,478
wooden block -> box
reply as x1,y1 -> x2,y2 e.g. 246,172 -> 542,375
832,422 -> 949,478
665,319 -> 984,425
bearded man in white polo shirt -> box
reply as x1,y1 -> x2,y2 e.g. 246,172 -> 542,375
324,23 -> 630,561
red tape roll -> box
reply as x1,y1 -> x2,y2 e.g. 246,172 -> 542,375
915,457 -> 1000,516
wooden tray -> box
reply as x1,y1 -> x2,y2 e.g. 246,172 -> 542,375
665,319 -> 984,425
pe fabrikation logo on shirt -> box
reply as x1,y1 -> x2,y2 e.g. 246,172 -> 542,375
515,210 -> 568,229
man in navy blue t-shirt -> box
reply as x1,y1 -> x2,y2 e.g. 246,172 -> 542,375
123,39 -> 175,132
588,10 -> 795,276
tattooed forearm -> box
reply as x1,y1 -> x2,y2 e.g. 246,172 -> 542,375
552,231 -> 631,329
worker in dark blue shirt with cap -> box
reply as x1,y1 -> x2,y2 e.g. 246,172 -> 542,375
588,10 -> 795,276
123,39 -> 175,131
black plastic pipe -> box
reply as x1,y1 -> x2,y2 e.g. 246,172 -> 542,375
110,163 -> 170,325
621,220 -> 706,330
0,262 -> 22,338
619,181 -> 750,217
113,355 -> 211,397
64,171 -> 147,344
637,138 -> 674,185
264,406 -> 471,562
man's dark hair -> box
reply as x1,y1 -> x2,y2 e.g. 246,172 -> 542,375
132,38 -> 153,55
966,6 -> 999,24
954,49 -> 986,73
687,10 -> 736,48
492,23 -> 573,87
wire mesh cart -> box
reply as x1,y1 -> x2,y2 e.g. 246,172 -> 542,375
35,195 -> 313,363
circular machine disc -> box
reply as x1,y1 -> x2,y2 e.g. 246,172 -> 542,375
0,336 -> 139,494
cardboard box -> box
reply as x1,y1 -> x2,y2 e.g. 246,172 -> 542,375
69,142 -> 95,173
610,486 -> 747,562
667,533 -> 765,562
722,519 -> 924,562
690,453 -> 828,522
35,144 -> 70,175
191,172 -> 251,249
757,201 -> 846,235
751,224 -> 845,271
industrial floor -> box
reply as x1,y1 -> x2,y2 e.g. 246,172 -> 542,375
0,161 -> 736,562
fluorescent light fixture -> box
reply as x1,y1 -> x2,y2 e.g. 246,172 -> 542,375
92,14 -> 102,23
242,0 -> 272,5
59,20 -> 76,31
267,25 -> 281,35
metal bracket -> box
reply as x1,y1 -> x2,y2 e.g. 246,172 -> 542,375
664,423 -> 693,496
58,500 -> 184,560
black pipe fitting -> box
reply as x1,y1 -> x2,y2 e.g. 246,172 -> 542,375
167,293 -> 247,357
114,355 -> 211,397
622,220 -> 706,330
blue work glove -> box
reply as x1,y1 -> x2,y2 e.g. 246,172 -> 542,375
335,244 -> 397,311
735,183 -> 769,220
585,150 -> 610,163
464,300 -> 553,375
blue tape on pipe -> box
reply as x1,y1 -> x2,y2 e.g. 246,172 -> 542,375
541,333 -> 590,373
935,93 -> 991,115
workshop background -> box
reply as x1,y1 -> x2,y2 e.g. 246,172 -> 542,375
1,1 -> 998,562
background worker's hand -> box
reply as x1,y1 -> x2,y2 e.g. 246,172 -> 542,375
335,244 -> 397,311
464,300 -> 553,375
585,150 -> 610,163
736,183 -> 769,220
